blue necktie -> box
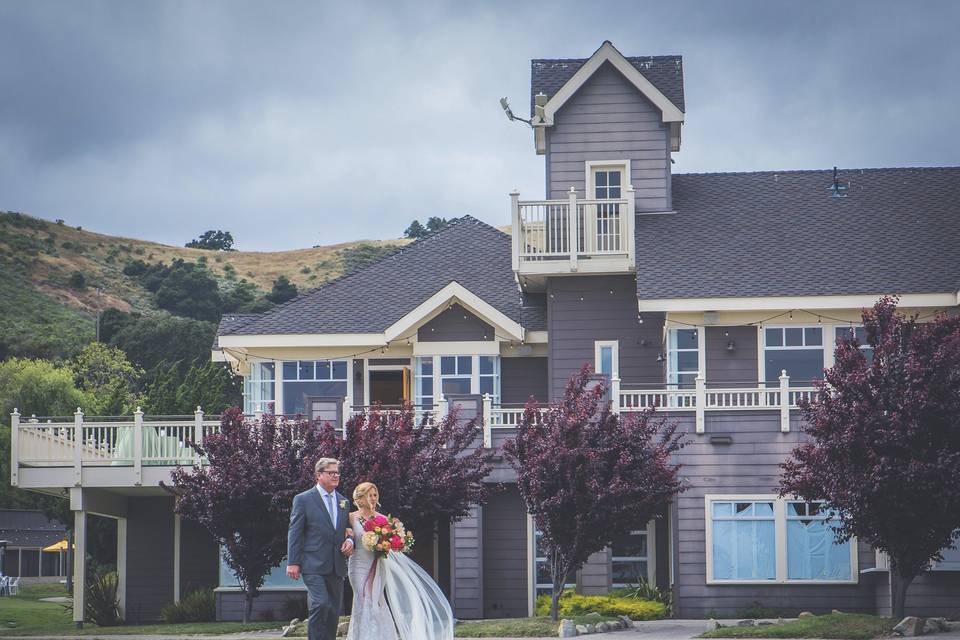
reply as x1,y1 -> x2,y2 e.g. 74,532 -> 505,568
325,493 -> 336,528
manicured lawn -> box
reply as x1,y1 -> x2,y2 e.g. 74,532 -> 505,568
0,584 -> 282,636
700,613 -> 896,640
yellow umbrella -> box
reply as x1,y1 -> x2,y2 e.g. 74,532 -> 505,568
42,540 -> 70,552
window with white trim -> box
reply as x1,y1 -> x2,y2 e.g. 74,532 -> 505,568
479,355 -> 500,405
611,522 -> 655,586
667,329 -> 699,389
281,360 -> 348,415
710,500 -> 776,581
786,502 -> 852,581
594,340 -> 619,378
440,356 -> 472,396
834,325 -> 874,364
763,327 -> 824,385
243,361 -> 276,414
592,167 -> 623,200
706,496 -> 856,584
414,357 -> 434,409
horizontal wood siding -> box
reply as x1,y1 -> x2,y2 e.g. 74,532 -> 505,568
501,357 -> 548,405
216,589 -> 306,622
547,275 -> 664,401
578,549 -> 611,596
125,497 -> 174,622
418,304 -> 494,342
547,61 -> 671,211
874,571 -> 960,618
482,487 -> 529,618
705,326 -> 759,387
179,518 -> 219,598
452,506 -> 483,619
669,412 -> 878,617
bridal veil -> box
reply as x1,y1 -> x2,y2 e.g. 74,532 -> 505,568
381,551 -> 454,640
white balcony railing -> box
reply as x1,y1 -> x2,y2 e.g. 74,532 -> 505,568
511,186 -> 636,275
11,376 -> 816,486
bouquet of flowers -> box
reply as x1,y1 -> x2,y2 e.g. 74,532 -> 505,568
359,514 -> 415,558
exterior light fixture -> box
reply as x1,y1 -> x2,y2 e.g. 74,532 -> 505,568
726,340 -> 736,352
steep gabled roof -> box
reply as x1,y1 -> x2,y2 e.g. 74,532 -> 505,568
531,46 -> 684,116
635,167 -> 960,302
221,216 -> 546,337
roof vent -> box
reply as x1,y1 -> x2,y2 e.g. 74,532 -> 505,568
829,166 -> 849,198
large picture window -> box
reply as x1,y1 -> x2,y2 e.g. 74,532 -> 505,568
710,501 -> 776,581
281,360 -> 348,415
763,327 -> 824,385
705,495 -> 856,584
786,502 -> 852,581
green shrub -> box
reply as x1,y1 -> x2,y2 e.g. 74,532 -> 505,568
68,271 -> 86,290
161,588 -> 215,623
612,578 -> 673,617
84,569 -> 121,626
535,592 -> 666,620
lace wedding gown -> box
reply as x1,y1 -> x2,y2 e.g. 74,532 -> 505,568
346,517 -> 454,640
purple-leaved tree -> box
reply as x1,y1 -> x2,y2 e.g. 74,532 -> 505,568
316,404 -> 492,539
164,408 -> 324,622
504,365 -> 685,621
780,297 -> 960,619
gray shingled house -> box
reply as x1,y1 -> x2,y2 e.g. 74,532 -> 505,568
10,41 -> 960,622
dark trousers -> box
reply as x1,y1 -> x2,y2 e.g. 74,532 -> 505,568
302,573 -> 344,640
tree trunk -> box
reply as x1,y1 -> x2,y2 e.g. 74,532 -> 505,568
890,563 -> 915,621
549,563 -> 570,622
244,590 -> 253,624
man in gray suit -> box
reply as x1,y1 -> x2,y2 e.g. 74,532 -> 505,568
286,458 -> 354,640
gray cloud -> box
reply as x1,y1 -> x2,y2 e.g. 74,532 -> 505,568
1,0 -> 957,250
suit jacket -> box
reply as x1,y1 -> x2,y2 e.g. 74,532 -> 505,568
287,486 -> 350,577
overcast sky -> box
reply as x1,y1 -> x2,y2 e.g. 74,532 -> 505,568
1,1 -> 957,251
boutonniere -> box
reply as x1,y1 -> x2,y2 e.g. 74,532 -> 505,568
339,499 -> 348,510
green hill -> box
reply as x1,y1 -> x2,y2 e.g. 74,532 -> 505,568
0,211 -> 410,360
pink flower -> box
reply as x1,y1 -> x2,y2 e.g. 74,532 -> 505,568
373,514 -> 389,526
390,535 -> 403,550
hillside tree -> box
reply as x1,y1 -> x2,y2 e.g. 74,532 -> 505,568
186,230 -> 235,251
504,365 -> 685,620
780,298 -> 960,619
266,275 -> 297,304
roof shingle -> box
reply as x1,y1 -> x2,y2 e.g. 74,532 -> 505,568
222,216 -> 545,337
635,167 -> 960,300
531,54 -> 684,115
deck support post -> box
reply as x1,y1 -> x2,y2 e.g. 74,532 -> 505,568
695,376 -> 706,434
779,370 -> 791,432
73,508 -> 86,628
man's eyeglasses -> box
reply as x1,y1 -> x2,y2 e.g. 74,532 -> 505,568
320,470 -> 341,476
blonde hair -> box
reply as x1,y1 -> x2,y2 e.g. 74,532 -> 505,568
353,482 -> 379,507
314,458 -> 340,474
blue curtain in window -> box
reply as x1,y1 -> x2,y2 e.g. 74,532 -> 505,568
787,519 -> 851,580
713,519 -> 776,580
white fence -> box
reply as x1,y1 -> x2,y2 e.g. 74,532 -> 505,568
12,378 -> 816,481
511,187 -> 636,272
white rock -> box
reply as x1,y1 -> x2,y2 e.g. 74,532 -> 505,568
798,612 -> 815,619
559,619 -> 577,638
575,624 -> 589,634
738,619 -> 756,627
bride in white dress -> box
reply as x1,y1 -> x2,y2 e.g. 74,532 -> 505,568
346,482 -> 453,640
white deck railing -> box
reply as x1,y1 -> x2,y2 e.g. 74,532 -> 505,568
12,377 -> 816,482
510,187 -> 636,273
